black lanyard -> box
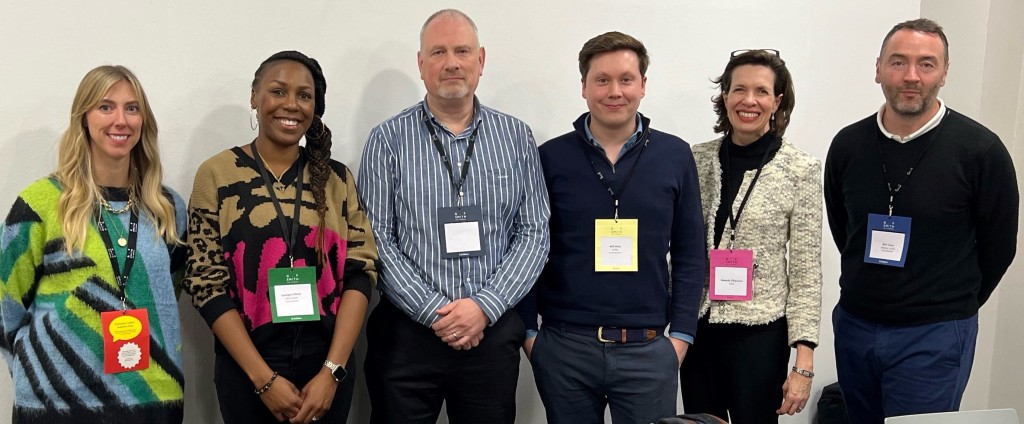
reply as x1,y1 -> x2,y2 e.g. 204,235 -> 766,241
721,136 -> 775,249
875,110 -> 945,217
252,141 -> 304,266
97,209 -> 139,311
422,107 -> 479,208
578,128 -> 650,221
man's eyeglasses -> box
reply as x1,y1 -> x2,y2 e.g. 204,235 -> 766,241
731,49 -> 781,58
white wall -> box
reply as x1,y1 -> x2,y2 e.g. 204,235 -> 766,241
12,1 -> 1020,423
920,0 -> 1024,412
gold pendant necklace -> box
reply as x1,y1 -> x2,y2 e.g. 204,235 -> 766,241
259,152 -> 298,192
104,213 -> 128,247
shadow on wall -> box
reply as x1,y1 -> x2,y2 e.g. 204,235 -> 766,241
340,66 -> 423,171
178,296 -> 223,423
177,103 -> 256,424
344,65 -> 422,423
181,104 -> 252,186
1,128 -> 60,199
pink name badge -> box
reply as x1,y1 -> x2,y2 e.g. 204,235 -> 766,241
709,249 -> 754,301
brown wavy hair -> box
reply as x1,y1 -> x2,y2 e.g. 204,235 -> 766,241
711,50 -> 795,138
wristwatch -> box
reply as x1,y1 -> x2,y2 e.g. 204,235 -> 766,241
324,359 -> 347,382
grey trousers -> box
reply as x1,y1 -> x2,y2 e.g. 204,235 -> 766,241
530,324 -> 679,424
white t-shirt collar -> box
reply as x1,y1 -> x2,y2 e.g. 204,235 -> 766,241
876,98 -> 946,143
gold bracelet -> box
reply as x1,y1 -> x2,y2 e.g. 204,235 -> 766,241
792,366 -> 815,378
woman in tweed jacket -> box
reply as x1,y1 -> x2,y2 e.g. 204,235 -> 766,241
679,49 -> 822,424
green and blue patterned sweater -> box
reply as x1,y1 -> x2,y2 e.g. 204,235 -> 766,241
0,178 -> 187,423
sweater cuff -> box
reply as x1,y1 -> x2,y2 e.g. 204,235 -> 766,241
197,295 -> 240,328
342,272 -> 373,301
792,340 -> 818,350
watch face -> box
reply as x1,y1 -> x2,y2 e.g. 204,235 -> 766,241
332,366 -> 347,382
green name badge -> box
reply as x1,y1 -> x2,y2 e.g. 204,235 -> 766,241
269,267 -> 321,323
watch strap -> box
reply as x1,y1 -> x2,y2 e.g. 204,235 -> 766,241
324,359 -> 345,382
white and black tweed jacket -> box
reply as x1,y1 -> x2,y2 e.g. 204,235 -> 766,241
691,136 -> 823,346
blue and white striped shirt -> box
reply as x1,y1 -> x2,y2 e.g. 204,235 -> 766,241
357,98 -> 551,327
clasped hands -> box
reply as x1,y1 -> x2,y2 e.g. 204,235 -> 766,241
431,298 -> 488,350
258,367 -> 338,424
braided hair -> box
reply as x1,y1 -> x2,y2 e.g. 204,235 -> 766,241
252,51 -> 333,264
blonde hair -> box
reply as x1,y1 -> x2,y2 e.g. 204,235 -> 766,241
55,65 -> 179,254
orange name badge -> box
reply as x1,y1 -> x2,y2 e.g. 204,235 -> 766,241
101,309 -> 151,374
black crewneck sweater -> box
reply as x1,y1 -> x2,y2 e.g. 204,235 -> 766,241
824,109 -> 1018,325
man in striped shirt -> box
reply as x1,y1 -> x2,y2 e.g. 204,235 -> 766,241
357,8 -> 550,424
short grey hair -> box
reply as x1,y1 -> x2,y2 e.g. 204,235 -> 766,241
419,9 -> 480,47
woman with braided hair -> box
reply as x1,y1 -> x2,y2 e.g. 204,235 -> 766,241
184,51 -> 378,424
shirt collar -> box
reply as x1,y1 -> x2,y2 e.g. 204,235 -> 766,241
876,98 -> 946,143
584,113 -> 644,159
421,96 -> 483,138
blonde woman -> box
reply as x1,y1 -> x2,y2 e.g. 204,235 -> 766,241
0,65 -> 186,423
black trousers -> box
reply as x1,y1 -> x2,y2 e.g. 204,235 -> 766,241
680,316 -> 790,424
214,324 -> 356,424
365,297 -> 525,424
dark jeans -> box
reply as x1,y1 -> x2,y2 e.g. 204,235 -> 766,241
531,323 -> 679,424
214,324 -> 356,424
365,297 -> 524,424
680,316 -> 789,424
833,305 -> 977,424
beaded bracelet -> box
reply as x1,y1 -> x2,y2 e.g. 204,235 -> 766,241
255,371 -> 279,396
791,366 -> 815,378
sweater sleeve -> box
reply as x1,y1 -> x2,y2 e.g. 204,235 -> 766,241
823,136 -> 848,253
339,165 -> 379,301
165,188 -> 189,297
182,161 -> 238,327
669,144 -> 708,339
0,191 -> 45,360
0,180 -> 54,362
973,138 -> 1018,306
785,159 -> 824,346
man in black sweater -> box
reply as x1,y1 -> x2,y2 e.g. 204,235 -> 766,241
824,18 -> 1018,424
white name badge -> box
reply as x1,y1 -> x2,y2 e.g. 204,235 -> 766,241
594,219 -> 638,272
864,213 -> 912,267
438,205 -> 484,258
709,249 -> 754,301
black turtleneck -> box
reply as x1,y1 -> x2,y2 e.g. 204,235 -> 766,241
712,132 -> 781,247
101,186 -> 131,201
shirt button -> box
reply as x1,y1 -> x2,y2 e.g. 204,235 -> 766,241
465,278 -> 471,282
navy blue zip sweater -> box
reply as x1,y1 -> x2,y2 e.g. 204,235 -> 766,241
516,113 -> 706,337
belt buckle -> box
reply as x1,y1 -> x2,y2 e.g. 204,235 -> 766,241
597,326 -> 618,343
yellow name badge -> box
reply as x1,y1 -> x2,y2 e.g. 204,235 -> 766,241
594,219 -> 639,272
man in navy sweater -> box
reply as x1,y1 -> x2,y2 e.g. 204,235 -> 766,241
516,31 -> 705,424
824,19 -> 1018,423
